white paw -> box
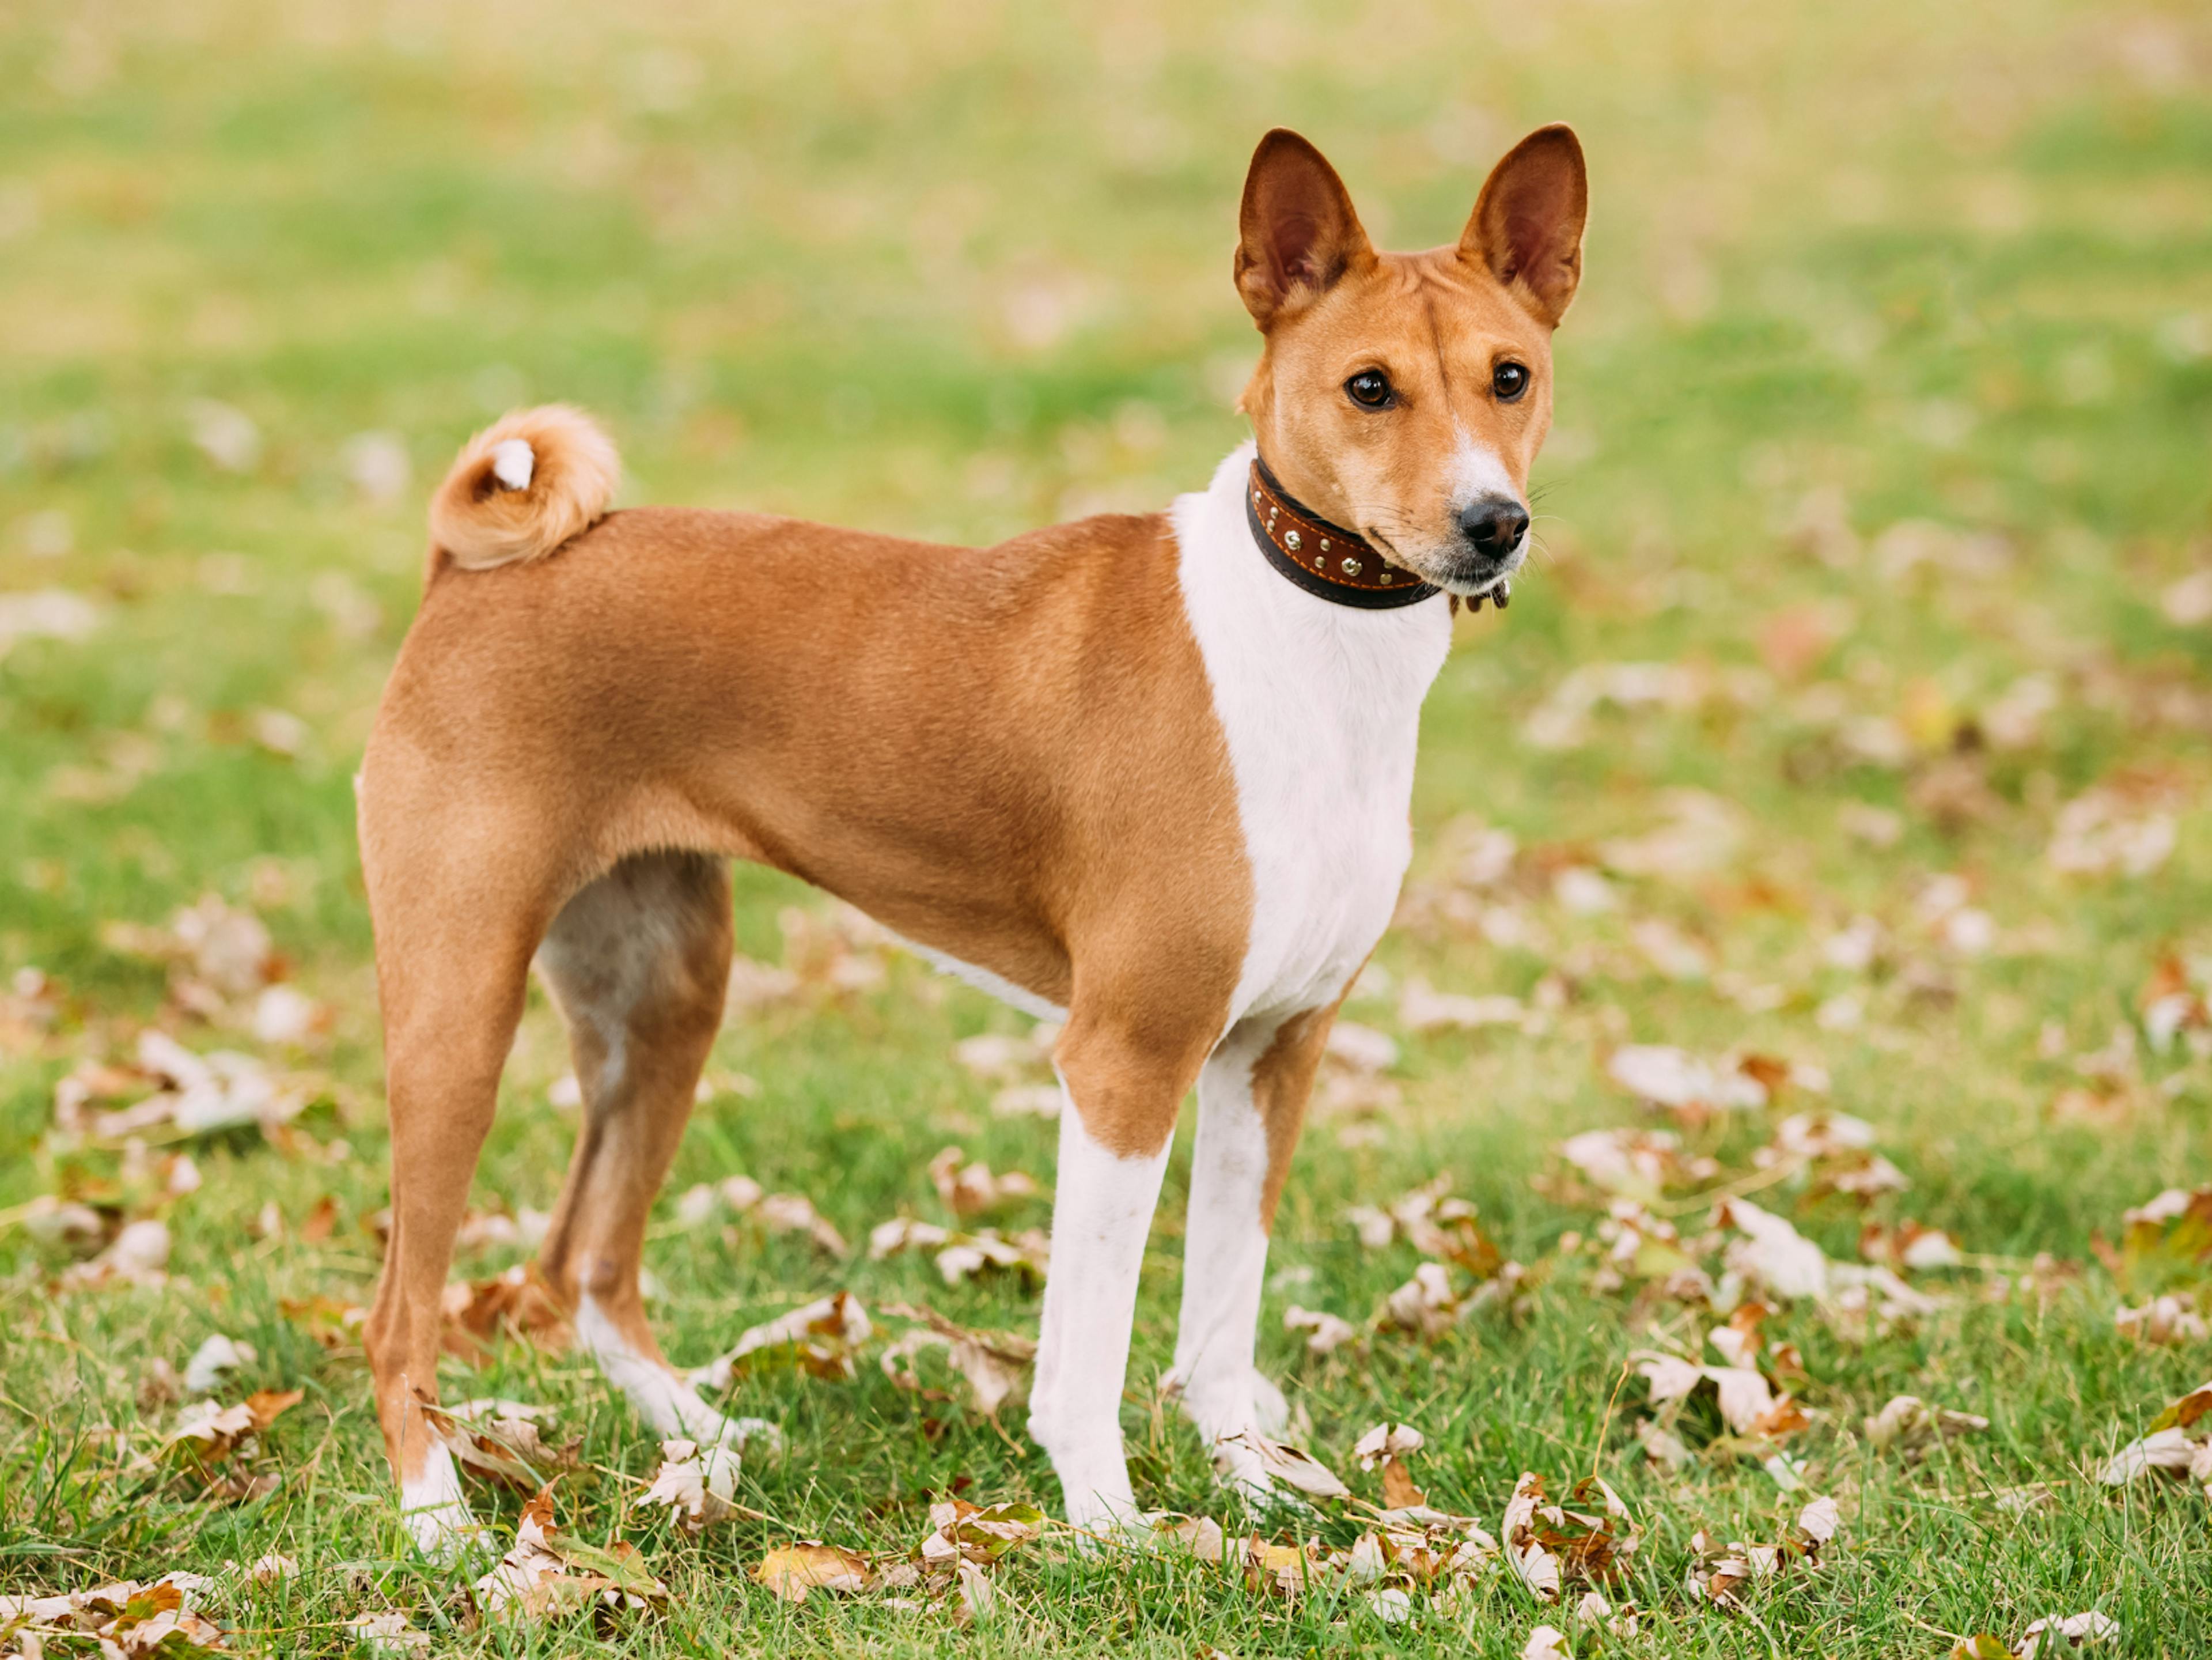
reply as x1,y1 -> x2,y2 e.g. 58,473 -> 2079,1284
400,1446 -> 483,1564
1248,1369 -> 1290,1438
1044,1436 -> 1141,1537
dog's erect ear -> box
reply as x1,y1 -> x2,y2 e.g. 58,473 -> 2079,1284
1462,124 -> 1587,327
1236,129 -> 1374,327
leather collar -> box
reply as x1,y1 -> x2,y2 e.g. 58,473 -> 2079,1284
1245,456 -> 1441,610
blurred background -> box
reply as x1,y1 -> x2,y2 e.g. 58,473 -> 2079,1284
2,2 -> 2209,1231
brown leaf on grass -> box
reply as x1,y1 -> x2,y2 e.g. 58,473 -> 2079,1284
1352,1422 -> 1426,1470
58,1217 -> 171,1290
2048,785 -> 2176,878
1863,1396 -> 1989,1461
474,1487 -> 665,1620
2096,1379 -> 2212,1489
1950,1611 -> 2120,1658
1344,1177 -> 1503,1276
346,1610 -> 431,1655
1606,1044 -> 1770,1118
636,1438 -> 745,1533
753,1192 -> 851,1257
868,1217 -> 1048,1285
440,1264 -> 572,1356
1283,1304 -> 1362,1355
878,1306 -> 1035,1417
1684,1494 -> 1842,1608
1397,977 -> 1527,1034
1382,1458 -> 1426,1510
1214,1432 -> 1350,1499
0,1575 -> 228,1658
2117,1184 -> 2212,1293
0,966 -> 64,1061
1714,1197 -> 1831,1301
915,1498 -> 1046,1570
65,1031 -> 312,1141
1858,1219 -> 1963,1270
692,1291 -> 873,1389
753,1541 -> 873,1603
423,1398 -> 578,1491
163,1388 -> 301,1461
1556,1126 -> 1715,1203
1501,1472 -> 1638,1601
926,1146 -> 1041,1219
99,893 -> 279,1005
2115,1294 -> 2210,1345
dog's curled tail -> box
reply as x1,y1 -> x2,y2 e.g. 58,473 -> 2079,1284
426,405 -> 620,576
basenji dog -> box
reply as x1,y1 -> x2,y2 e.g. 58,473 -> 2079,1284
359,123 -> 1586,1555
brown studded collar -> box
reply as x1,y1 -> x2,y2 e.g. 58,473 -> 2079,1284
1245,456 -> 1441,611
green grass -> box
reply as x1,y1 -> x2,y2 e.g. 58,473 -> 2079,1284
3,1 -> 2211,1654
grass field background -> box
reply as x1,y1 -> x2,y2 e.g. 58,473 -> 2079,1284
3,1 -> 2210,1654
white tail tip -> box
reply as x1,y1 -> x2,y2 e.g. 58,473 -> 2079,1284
428,406 -> 619,572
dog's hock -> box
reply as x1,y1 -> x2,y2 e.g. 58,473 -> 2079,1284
488,437 -> 535,491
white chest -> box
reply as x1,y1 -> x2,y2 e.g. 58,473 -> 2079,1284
1174,445 -> 1452,1024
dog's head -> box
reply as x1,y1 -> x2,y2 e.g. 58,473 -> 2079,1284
1234,125 -> 1586,599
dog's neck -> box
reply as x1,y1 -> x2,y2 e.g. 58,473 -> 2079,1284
1243,455 -> 1442,610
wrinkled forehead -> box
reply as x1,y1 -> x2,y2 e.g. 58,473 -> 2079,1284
1281,248 -> 1551,374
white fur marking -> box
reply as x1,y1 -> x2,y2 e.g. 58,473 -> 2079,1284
1446,426 -> 1518,508
883,929 -> 1069,1022
1171,1022 -> 1290,1497
400,1439 -> 475,1560
1448,426 -> 1531,579
1174,443 -> 1450,1025
1029,1098 -> 1171,1530
489,437 -> 535,491
577,1294 -> 771,1451
1166,445 -> 1450,1496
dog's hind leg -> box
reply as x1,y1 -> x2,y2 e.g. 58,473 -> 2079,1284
532,851 -> 760,1458
363,852 -> 546,1562
1169,1004 -> 1335,1499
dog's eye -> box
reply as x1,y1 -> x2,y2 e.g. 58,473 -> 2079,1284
1493,361 -> 1531,402
1344,370 -> 1394,409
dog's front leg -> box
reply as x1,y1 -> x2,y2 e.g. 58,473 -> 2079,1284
1169,1007 -> 1334,1498
1027,1016 -> 1200,1534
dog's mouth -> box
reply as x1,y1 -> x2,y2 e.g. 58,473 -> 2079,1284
1366,528 -> 1525,599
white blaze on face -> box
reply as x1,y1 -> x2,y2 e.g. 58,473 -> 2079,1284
1447,425 -> 1522,517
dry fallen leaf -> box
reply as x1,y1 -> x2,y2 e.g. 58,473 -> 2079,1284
423,1397 -> 578,1491
440,1263 -> 573,1355
692,1291 -> 873,1389
1283,1303 -> 1362,1355
0,1575 -> 228,1659
1952,1610 -> 2120,1658
2096,1378 -> 2212,1489
346,1610 -> 431,1655
1864,1394 -> 1989,1461
474,1486 -> 665,1620
1501,1472 -> 1637,1602
635,1437 -> 744,1532
1215,1431 -> 1351,1499
927,1145 -> 1041,1218
752,1541 -> 871,1603
878,1304 -> 1036,1417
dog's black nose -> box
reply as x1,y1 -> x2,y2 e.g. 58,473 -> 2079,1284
1458,496 -> 1530,558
